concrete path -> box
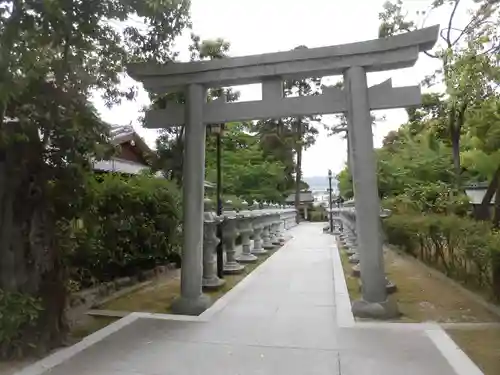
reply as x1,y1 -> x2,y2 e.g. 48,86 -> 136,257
17,223 -> 481,375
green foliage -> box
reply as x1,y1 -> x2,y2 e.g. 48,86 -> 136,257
153,34 -> 239,184
154,42 -> 317,203
384,184 -> 469,217
379,0 -> 500,183
309,208 -> 326,222
0,0 -> 191,356
0,291 -> 42,358
69,174 -> 182,286
254,57 -> 322,205
337,168 -> 353,199
205,123 -> 288,203
383,214 -> 500,298
253,119 -> 296,194
342,7 -> 500,298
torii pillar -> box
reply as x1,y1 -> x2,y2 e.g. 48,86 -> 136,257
171,84 -> 211,314
345,67 -> 397,317
127,25 -> 439,317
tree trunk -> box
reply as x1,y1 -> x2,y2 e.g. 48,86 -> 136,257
493,173 -> 500,229
294,118 -> 303,224
0,192 -> 68,356
0,169 -> 17,291
451,128 -> 461,189
173,126 -> 185,186
449,100 -> 467,190
492,251 -> 500,301
0,133 -> 68,357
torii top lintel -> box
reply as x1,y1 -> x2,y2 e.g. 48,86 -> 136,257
127,25 -> 439,92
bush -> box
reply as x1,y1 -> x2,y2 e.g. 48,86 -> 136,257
383,183 -> 470,216
309,208 -> 327,222
383,213 -> 500,299
0,291 -> 42,358
68,173 -> 181,286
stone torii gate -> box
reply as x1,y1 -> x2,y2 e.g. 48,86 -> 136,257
127,25 -> 439,317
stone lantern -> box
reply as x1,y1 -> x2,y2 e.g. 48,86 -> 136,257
261,212 -> 275,250
222,210 -> 245,274
251,211 -> 267,255
236,210 -> 257,263
202,207 -> 225,289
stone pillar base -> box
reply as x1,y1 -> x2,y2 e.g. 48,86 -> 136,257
171,294 -> 211,316
263,243 -> 276,250
202,277 -> 225,290
252,248 -> 268,256
348,254 -> 360,264
345,247 -> 357,256
357,277 -> 398,294
224,262 -> 245,274
237,253 -> 258,263
352,264 -> 360,277
351,298 -> 400,320
386,278 -> 398,294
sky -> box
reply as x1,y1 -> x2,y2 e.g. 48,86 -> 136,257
93,0 -> 469,177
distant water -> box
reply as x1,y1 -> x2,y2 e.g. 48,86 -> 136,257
304,176 -> 338,192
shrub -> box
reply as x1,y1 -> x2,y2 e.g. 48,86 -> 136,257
68,173 -> 181,286
383,183 -> 470,216
0,291 -> 42,358
309,208 -> 326,222
383,213 -> 500,299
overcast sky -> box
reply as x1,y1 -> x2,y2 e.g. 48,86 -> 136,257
94,0 -> 469,177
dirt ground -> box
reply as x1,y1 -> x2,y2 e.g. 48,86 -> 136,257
0,315 -> 119,375
339,249 -> 361,301
102,247 -> 279,314
446,328 -> 500,375
0,360 -> 33,375
384,249 -> 500,323
101,269 -> 181,314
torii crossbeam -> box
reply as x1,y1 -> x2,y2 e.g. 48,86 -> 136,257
127,25 -> 439,317
142,78 -> 419,127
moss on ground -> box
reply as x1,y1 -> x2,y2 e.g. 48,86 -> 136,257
204,248 -> 278,301
70,316 -> 118,341
446,328 -> 500,375
101,270 -> 181,314
337,238 -> 500,374
337,239 -> 499,323
337,246 -> 361,301
384,249 -> 500,323
101,247 -> 280,314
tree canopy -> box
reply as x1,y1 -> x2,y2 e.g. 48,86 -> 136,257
0,0 -> 190,355
205,122 -> 288,203
379,0 -> 500,186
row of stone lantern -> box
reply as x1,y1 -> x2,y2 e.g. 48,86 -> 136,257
333,201 -> 397,294
202,199 -> 298,290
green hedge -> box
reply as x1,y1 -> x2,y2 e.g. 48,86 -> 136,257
0,291 -> 42,358
383,213 -> 500,299
68,174 -> 182,287
309,208 -> 327,222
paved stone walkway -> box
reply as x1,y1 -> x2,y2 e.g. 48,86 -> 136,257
19,223 -> 479,375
